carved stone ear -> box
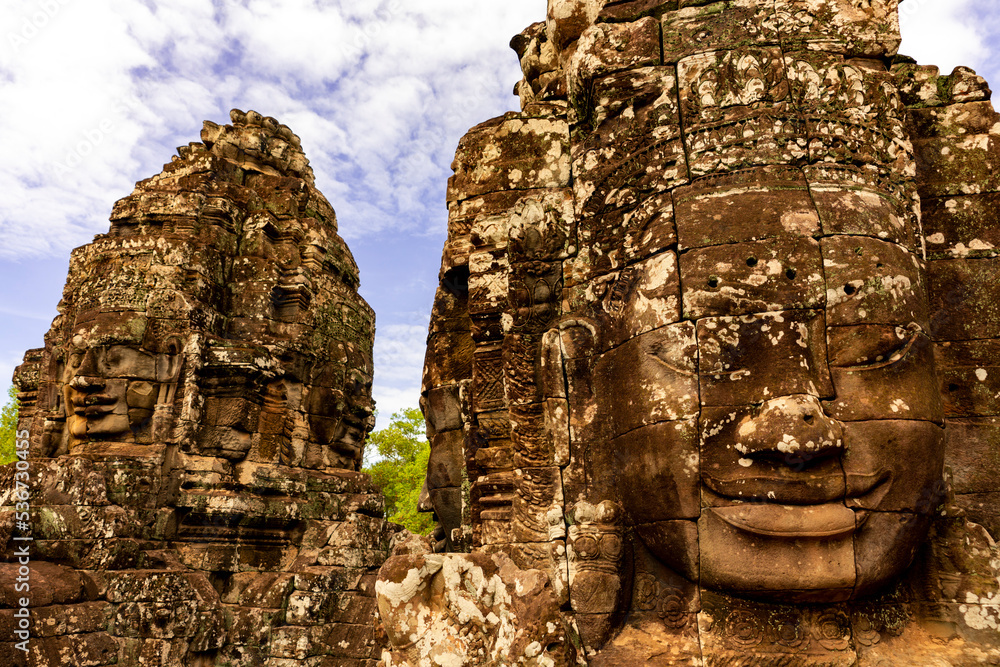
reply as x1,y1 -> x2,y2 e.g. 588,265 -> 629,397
156,336 -> 184,383
540,318 -> 598,399
542,319 -> 599,470
542,319 -> 599,405
540,328 -> 567,400
557,318 -> 598,359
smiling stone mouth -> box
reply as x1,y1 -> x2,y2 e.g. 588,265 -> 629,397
74,393 -> 117,414
703,470 -> 891,538
710,503 -> 862,538
80,404 -> 115,417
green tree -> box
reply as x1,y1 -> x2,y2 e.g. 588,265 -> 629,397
0,385 -> 20,465
363,407 -> 435,535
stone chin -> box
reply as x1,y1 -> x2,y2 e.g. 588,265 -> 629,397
635,507 -> 931,604
635,495 -> 937,604
697,506 -> 859,603
63,388 -> 130,445
71,413 -> 131,440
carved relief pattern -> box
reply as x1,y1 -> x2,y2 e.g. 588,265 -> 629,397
633,573 -> 693,631
473,348 -> 505,412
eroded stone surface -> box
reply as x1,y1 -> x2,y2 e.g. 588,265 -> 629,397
376,552 -> 577,667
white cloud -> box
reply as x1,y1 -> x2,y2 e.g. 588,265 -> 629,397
222,0 -> 358,85
374,324 -> 429,382
372,322 -> 429,429
899,0 -> 992,77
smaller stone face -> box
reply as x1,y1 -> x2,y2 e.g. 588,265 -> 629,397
59,330 -> 183,448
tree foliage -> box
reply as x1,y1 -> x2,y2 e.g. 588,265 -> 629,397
362,407 -> 435,535
0,385 -> 20,465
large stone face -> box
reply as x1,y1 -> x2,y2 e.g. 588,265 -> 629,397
1,110 -> 403,666
392,1 -> 1000,665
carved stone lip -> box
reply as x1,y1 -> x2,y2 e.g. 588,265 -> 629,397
710,503 -> 860,539
702,473 -> 846,505
74,392 -> 116,412
80,402 -> 115,417
702,469 -> 890,507
704,470 -> 890,538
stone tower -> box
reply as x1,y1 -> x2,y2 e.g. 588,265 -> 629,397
2,110 -> 399,666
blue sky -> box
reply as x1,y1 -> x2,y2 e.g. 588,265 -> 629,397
0,0 -> 997,430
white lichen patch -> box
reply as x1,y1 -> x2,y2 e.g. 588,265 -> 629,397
765,259 -> 784,276
890,398 -> 910,413
879,274 -> 913,300
778,433 -> 801,454
376,558 -> 444,611
959,603 -> 1000,631
780,209 -> 820,235
684,451 -> 699,475
827,280 -> 864,307
951,239 -> 997,257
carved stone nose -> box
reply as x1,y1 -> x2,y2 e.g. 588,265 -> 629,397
72,347 -> 104,377
737,395 -> 844,461
69,375 -> 104,391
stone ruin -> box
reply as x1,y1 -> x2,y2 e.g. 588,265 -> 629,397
5,1 -> 1000,666
0,109 -> 404,666
382,0 -> 1000,665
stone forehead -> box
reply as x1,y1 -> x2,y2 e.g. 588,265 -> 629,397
471,11 -> 918,300
47,109 -> 373,361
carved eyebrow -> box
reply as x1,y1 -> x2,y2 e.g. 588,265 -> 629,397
834,328 -> 920,372
647,341 -> 698,377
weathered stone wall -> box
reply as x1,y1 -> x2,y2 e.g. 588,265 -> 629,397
895,62 -> 1000,538
1,110 -> 401,667
1,459 -> 392,667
